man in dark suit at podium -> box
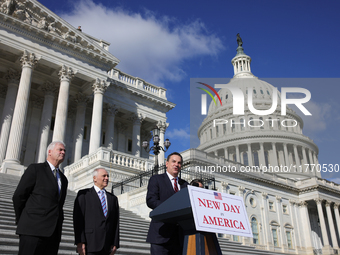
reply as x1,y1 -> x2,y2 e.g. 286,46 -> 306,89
146,152 -> 188,255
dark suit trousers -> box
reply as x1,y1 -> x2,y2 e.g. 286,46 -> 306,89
18,222 -> 62,255
150,239 -> 182,255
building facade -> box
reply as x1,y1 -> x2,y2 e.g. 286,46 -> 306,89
1,1 -> 340,255
0,0 -> 174,190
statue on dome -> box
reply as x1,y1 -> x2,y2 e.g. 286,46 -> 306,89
237,33 -> 243,47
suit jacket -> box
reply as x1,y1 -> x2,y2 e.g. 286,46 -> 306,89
146,172 -> 188,244
73,187 -> 119,253
12,161 -> 68,237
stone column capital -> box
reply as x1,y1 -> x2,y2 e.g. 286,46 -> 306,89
74,92 -> 89,104
276,196 -> 282,202
325,200 -> 332,207
299,201 -> 308,207
314,198 -> 323,205
157,121 -> 169,132
334,203 -> 340,209
58,65 -> 75,81
5,68 -> 20,83
20,50 -> 39,68
261,192 -> 268,198
130,113 -> 144,125
41,81 -> 58,96
92,78 -> 109,94
105,103 -> 119,116
221,182 -> 229,188
289,199 -> 296,205
238,186 -> 245,192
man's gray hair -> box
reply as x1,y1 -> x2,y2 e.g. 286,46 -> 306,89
46,141 -> 66,157
92,168 -> 107,177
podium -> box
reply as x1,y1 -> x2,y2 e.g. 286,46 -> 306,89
150,187 -> 222,255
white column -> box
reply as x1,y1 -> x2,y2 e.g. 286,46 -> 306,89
36,82 -> 57,163
259,142 -> 266,167
271,143 -> 279,167
283,143 -> 290,166
315,199 -> 331,248
261,192 -> 270,249
224,147 -> 229,160
299,201 -> 314,251
293,145 -> 300,167
131,114 -> 144,157
104,104 -> 118,150
73,93 -> 88,162
235,145 -> 240,163
308,149 -> 314,165
247,144 -> 253,166
302,147 -> 308,172
289,200 -> 301,249
325,201 -> 339,249
334,204 -> 340,244
23,96 -> 43,165
0,69 -> 20,164
4,50 -> 38,164
157,121 -> 168,165
89,79 -> 108,154
276,196 -> 285,251
52,65 -> 74,142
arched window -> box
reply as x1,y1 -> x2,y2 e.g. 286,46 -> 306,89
240,118 -> 245,131
249,117 -> 254,130
251,217 -> 259,244
259,117 -> 264,129
268,117 -> 273,129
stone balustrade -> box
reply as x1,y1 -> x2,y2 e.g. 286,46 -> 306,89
108,68 -> 167,99
64,147 -> 153,177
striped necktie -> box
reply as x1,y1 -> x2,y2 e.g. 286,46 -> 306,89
174,178 -> 179,193
99,190 -> 107,217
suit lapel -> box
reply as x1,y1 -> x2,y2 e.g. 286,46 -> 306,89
162,173 -> 175,195
44,162 -> 59,194
91,187 -> 107,218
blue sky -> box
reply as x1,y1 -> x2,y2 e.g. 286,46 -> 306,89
38,0 -> 340,182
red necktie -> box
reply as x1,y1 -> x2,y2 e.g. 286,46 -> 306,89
174,178 -> 179,193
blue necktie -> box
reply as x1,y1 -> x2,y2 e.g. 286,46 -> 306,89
100,190 -> 107,217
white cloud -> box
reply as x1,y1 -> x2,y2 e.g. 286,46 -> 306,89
291,100 -> 332,134
166,128 -> 190,140
59,0 -> 224,86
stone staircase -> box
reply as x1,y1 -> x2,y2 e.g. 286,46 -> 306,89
0,173 -> 293,255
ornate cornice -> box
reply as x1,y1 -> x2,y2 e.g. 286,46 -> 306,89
0,1 -> 119,70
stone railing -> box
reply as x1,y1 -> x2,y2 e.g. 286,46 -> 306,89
108,68 -> 167,99
64,147 -> 154,176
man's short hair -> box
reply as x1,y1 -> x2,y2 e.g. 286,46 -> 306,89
92,168 -> 107,177
190,179 -> 203,187
166,152 -> 183,163
46,141 -> 66,157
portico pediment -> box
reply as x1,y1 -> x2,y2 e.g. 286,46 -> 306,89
0,0 -> 119,70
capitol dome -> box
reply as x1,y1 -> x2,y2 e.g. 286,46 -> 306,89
197,36 -> 319,179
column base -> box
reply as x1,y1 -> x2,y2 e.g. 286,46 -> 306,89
1,161 -> 24,176
322,245 -> 336,255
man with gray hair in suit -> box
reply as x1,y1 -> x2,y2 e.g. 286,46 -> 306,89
13,141 -> 68,255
